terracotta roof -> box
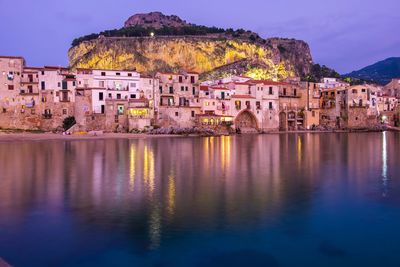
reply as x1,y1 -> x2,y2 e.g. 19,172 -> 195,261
233,82 -> 254,86
200,85 -> 209,91
231,95 -> 255,99
210,86 -> 229,90
0,55 -> 24,59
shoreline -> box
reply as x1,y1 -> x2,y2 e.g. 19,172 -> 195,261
0,129 -> 393,142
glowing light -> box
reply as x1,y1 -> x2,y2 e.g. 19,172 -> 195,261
297,135 -> 302,163
129,108 -> 149,116
129,143 -> 136,192
382,131 -> 388,197
167,172 -> 176,217
150,32 -> 155,37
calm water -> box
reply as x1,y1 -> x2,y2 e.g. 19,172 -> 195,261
0,133 -> 400,267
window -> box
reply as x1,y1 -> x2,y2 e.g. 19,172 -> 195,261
130,94 -> 136,99
256,101 -> 261,109
293,89 -> 297,96
62,81 -> 68,90
191,111 -> 195,117
269,102 -> 273,110
235,101 -> 241,110
159,86 -> 163,94
181,86 -> 184,91
41,71 -> 45,75
269,87 -> 273,95
117,94 -> 121,100
175,112 -> 179,117
179,76 -> 183,83
130,83 -> 136,88
312,111 -> 316,117
99,81 -> 105,87
128,73 -> 132,77
108,93 -> 112,99
101,72 -> 106,76
352,89 -> 357,94
190,76 -> 195,83
245,101 -> 250,109
41,81 -> 45,90
62,109 -> 67,115
8,85 -> 14,90
283,88 -> 287,95
116,72 -> 121,76
169,87 -> 173,94
362,89 -> 366,93
58,82 -> 61,87
117,105 -> 124,114
99,92 -> 104,100
72,81 -> 76,86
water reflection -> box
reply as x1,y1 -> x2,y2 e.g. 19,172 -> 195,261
382,132 -> 388,197
0,133 -> 399,266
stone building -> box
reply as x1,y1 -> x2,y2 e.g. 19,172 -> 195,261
156,72 -> 201,127
383,78 -> 400,98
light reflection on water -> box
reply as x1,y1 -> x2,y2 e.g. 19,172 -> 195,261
0,133 -> 400,267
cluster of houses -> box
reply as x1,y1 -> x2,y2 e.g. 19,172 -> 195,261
1,55 -> 399,133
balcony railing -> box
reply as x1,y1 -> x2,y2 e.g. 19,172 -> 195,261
279,93 -> 302,98
60,97 -> 71,102
42,113 -> 52,119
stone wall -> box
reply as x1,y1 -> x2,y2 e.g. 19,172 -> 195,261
347,107 -> 378,129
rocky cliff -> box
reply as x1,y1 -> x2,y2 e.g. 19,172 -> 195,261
68,12 -> 314,80
124,11 -> 190,29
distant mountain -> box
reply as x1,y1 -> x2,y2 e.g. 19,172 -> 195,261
345,57 -> 400,85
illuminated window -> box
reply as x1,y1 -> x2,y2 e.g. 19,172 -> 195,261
235,101 -> 241,110
117,105 -> 124,114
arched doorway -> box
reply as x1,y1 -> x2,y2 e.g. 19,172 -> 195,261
279,112 -> 287,131
235,110 -> 259,133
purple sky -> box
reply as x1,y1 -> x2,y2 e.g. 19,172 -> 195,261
1,0 -> 399,73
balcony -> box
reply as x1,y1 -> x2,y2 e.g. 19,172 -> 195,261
279,92 -> 302,98
20,89 -> 39,95
20,78 -> 39,84
60,97 -> 71,103
107,86 -> 129,91
42,113 -> 52,119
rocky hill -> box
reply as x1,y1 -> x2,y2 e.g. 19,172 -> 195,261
124,12 -> 189,29
68,12 -> 314,80
345,57 -> 400,85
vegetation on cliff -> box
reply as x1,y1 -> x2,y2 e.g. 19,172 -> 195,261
71,25 -> 263,47
303,64 -> 341,82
